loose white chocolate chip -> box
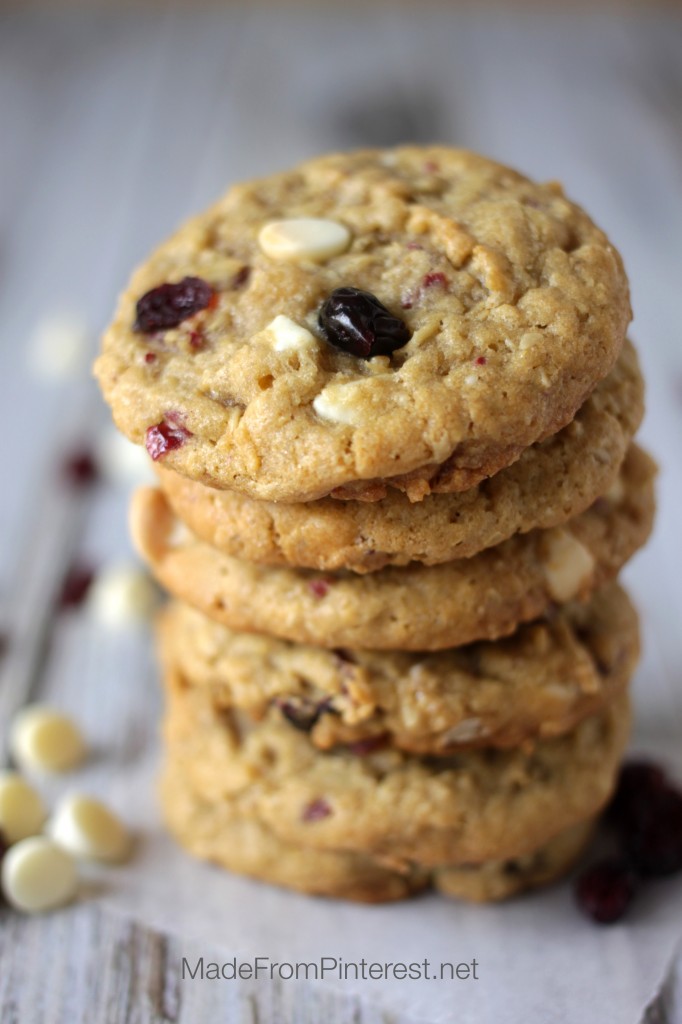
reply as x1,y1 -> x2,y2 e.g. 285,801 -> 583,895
2,837 -> 78,913
28,311 -> 89,379
543,529 -> 596,602
312,381 -> 367,427
0,773 -> 47,844
49,795 -> 131,863
88,562 -> 157,626
258,218 -> 351,263
10,706 -> 86,774
267,315 -> 318,353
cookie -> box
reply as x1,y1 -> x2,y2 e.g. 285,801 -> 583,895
155,339 -> 643,572
95,147 -> 630,503
162,672 -> 630,867
157,583 -> 638,754
133,446 -> 655,651
161,758 -> 595,903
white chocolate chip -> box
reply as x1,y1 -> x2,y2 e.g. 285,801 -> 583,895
266,315 -> 318,353
48,795 -> 131,863
312,380 -> 368,426
88,562 -> 158,627
10,706 -> 86,775
543,529 -> 596,602
28,311 -> 89,379
0,773 -> 47,844
605,475 -> 625,504
258,218 -> 351,263
2,837 -> 78,913
96,429 -> 155,485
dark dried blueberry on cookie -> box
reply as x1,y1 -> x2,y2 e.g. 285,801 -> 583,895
318,287 -> 410,359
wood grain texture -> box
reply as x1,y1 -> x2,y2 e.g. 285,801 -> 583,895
0,8 -> 681,1023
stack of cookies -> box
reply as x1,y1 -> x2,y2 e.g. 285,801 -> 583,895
95,148 -> 655,903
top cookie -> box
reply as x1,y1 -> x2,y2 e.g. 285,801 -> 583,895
95,147 -> 630,502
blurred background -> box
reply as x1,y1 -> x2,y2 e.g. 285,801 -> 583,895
0,3 -> 681,1016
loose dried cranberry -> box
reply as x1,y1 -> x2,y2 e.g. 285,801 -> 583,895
624,788 -> 682,877
318,287 -> 410,359
145,417 -> 192,461
422,272 -> 448,289
607,760 -> 668,832
308,578 -> 332,599
134,277 -> 214,333
61,449 -> 99,488
575,858 -> 637,924
58,564 -> 95,609
275,696 -> 331,732
302,798 -> 332,822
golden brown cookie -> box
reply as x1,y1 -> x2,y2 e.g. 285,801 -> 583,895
95,147 -> 630,502
157,583 -> 638,754
161,758 -> 595,903
133,446 -> 655,651
162,666 -> 631,868
155,340 -> 643,572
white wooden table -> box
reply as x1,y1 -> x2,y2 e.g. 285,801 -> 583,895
1,8 -> 681,1023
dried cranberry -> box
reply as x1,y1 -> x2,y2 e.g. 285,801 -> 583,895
134,277 -> 213,333
144,352 -> 157,364
422,272 -> 448,289
302,798 -> 332,822
275,696 -> 331,732
623,787 -> 682,877
308,578 -> 332,599
318,287 -> 410,359
347,734 -> 389,756
475,356 -> 487,366
145,417 -> 192,461
58,564 -> 95,609
232,266 -> 251,289
575,858 -> 637,924
607,760 -> 668,832
61,449 -> 99,488
188,331 -> 205,351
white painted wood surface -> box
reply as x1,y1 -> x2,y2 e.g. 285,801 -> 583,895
0,8 -> 681,1023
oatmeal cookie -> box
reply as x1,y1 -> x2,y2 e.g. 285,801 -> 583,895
96,147 -> 630,502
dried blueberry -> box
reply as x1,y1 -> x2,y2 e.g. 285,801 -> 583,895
134,277 -> 214,333
575,858 -> 637,924
318,287 -> 410,359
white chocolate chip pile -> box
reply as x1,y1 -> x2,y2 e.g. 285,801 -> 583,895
0,708 -> 132,914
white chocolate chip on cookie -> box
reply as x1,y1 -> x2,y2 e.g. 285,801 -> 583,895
258,218 -> 351,263
2,837 -> 78,913
542,529 -> 596,602
49,795 -> 131,863
267,315 -> 318,353
10,706 -> 86,774
312,380 -> 367,426
0,773 -> 47,844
